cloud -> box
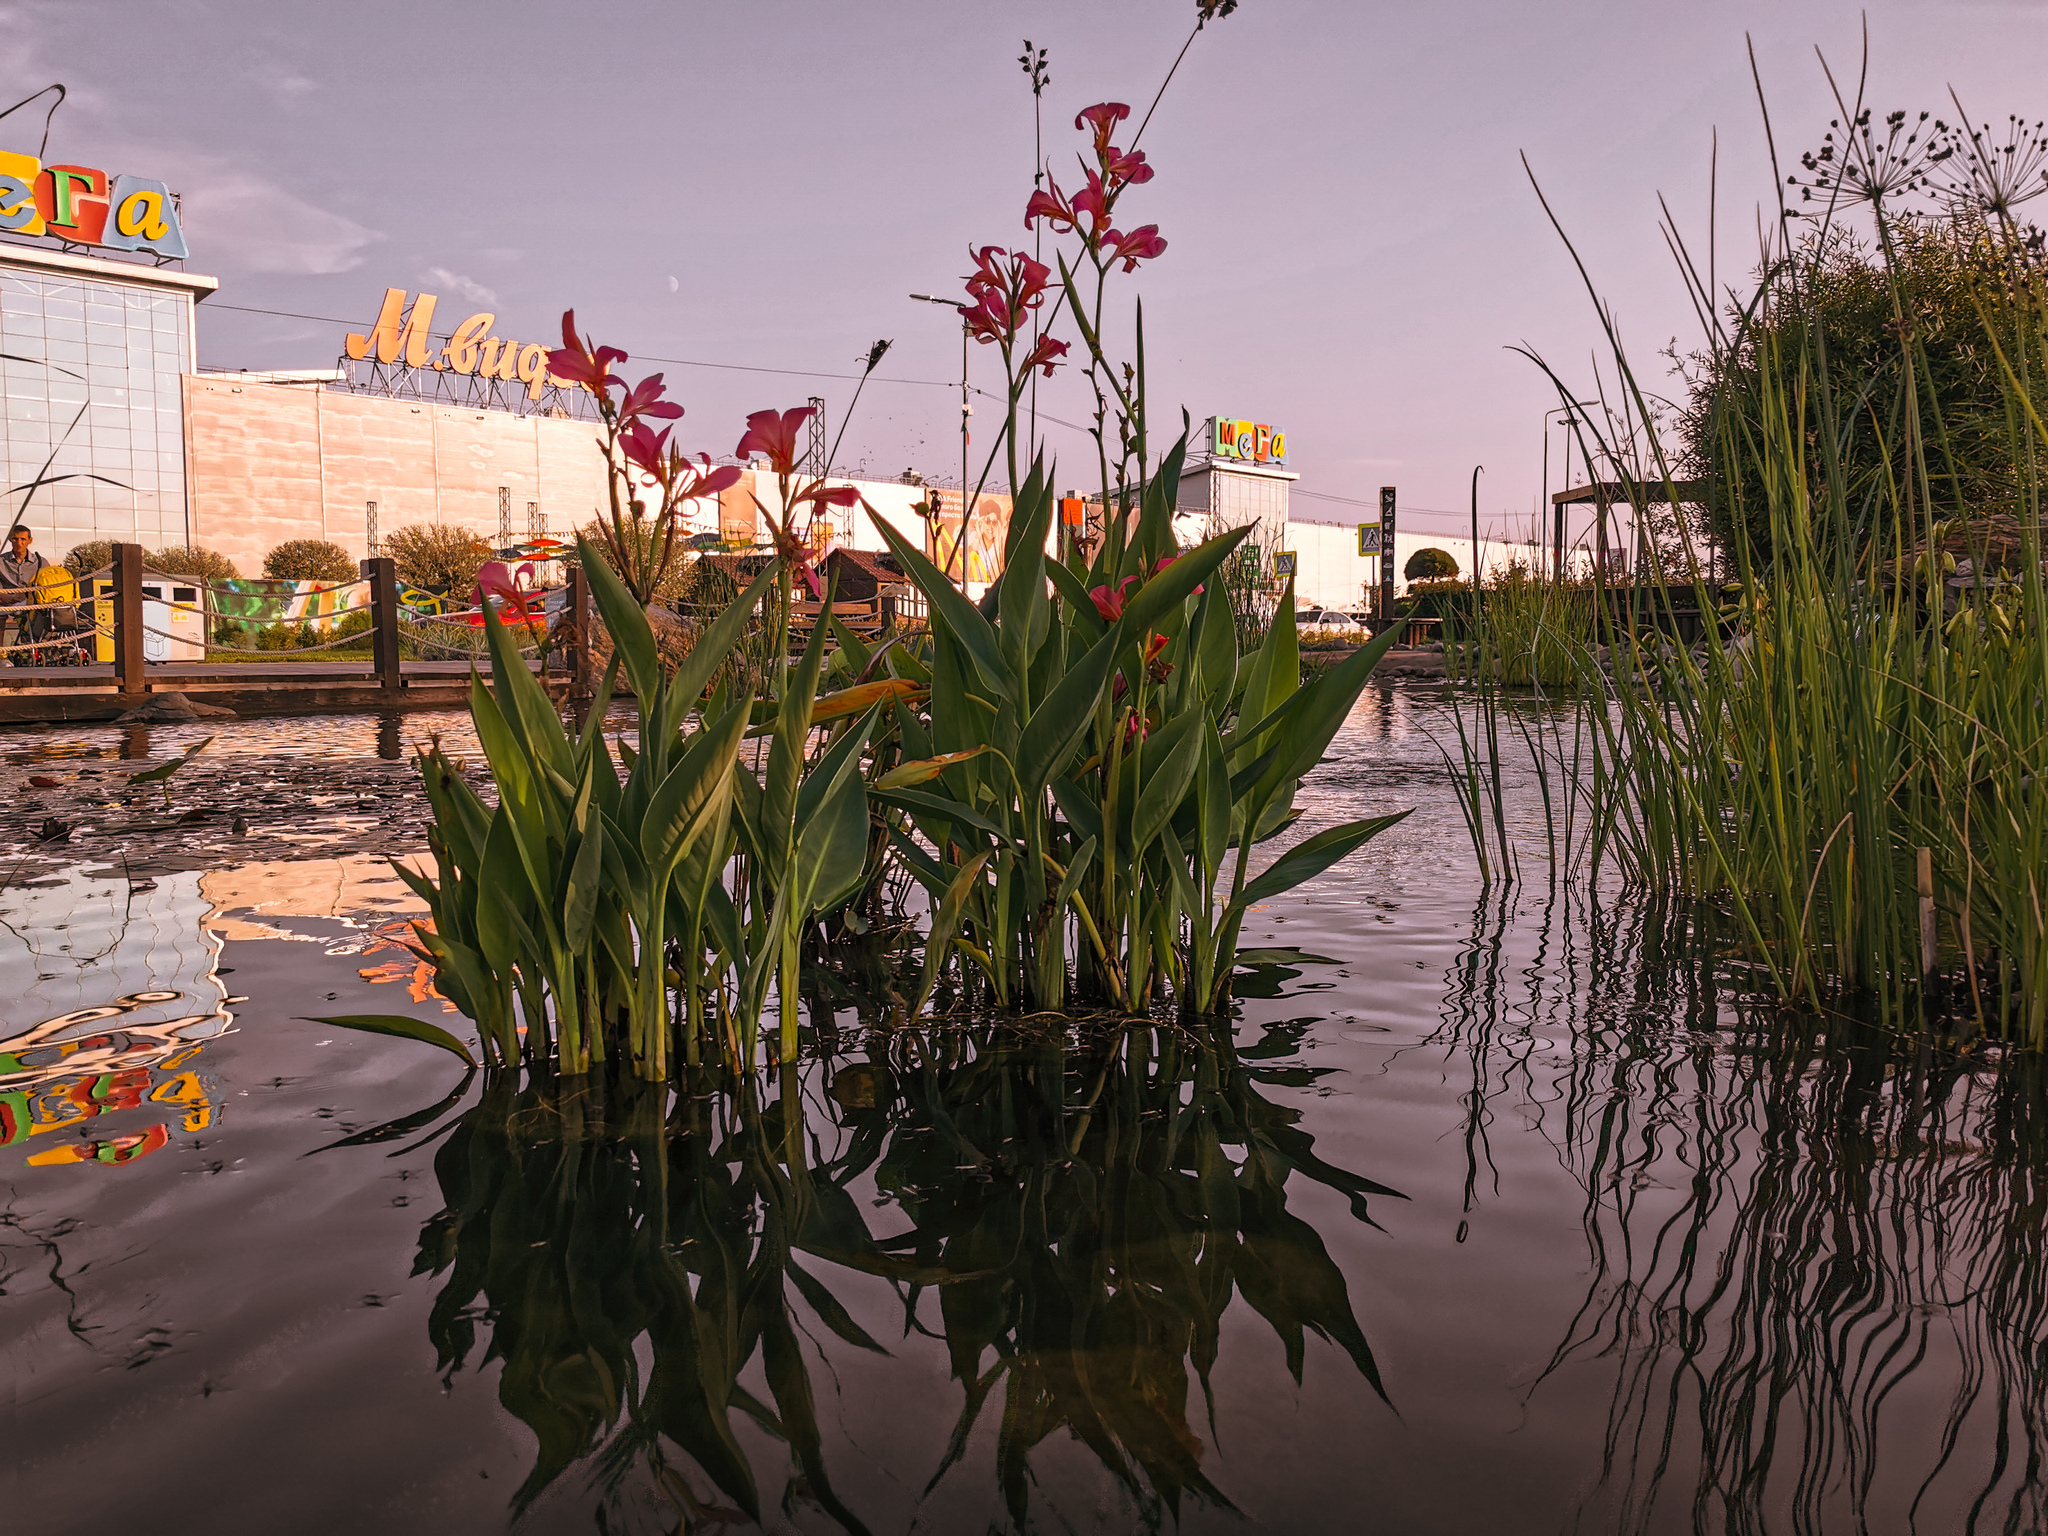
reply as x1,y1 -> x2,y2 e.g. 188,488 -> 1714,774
422,267 -> 499,307
173,160 -> 382,275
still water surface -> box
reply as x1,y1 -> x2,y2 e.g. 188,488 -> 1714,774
3,686 -> 2041,1534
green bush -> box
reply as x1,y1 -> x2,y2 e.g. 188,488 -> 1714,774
1404,546 -> 1459,580
385,523 -> 493,598
265,538 -> 357,583
64,539 -> 114,576
148,545 -> 240,582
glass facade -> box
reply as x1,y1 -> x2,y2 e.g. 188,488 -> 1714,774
1,262 -> 191,554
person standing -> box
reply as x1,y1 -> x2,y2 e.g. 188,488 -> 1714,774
0,524 -> 53,662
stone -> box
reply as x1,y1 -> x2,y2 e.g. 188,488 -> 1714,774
114,690 -> 237,723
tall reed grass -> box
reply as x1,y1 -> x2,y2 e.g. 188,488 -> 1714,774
1461,67 -> 2048,1043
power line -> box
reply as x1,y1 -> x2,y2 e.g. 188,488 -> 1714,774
204,302 -> 963,389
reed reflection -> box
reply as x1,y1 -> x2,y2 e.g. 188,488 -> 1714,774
363,1022 -> 1399,1532
1434,892 -> 2048,1535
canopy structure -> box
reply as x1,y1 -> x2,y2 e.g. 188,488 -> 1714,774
1549,480 -> 1708,577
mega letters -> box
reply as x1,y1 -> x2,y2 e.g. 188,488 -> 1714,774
1212,415 -> 1287,465
0,150 -> 188,260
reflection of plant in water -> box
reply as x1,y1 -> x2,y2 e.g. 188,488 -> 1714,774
378,1022 -> 1397,1531
845,1024 -> 1399,1530
1432,891 -> 2048,1534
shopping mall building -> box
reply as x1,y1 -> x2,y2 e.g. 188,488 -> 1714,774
1,144 -> 1437,607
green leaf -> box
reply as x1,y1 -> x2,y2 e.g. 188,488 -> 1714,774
1131,710 -> 1204,855
866,512 -> 1014,704
574,535 -> 662,706
562,817 -> 604,952
298,1014 -> 477,1068
1230,812 -> 1411,912
1016,621 -> 1124,793
913,851 -> 991,1016
1122,523 -> 1252,635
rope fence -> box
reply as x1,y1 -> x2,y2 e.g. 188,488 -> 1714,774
2,545 -> 572,683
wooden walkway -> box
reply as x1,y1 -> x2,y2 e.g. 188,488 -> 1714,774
0,659 -> 544,724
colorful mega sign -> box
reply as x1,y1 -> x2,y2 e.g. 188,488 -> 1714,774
345,288 -> 565,403
0,151 -> 188,259
1212,415 -> 1287,465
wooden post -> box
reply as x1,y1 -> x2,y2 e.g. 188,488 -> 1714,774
363,556 -> 402,695
113,542 -> 145,694
565,565 -> 591,698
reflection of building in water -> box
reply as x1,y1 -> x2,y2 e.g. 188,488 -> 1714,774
0,867 -> 231,1166
199,852 -> 428,940
201,853 -> 445,1010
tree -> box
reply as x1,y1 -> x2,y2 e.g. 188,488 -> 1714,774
147,545 -> 240,581
384,523 -> 493,597
264,538 -> 357,583
1675,220 -> 2045,565
63,539 -> 113,575
1404,547 -> 1459,580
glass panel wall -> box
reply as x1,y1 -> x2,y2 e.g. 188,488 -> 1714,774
1,264 -> 190,560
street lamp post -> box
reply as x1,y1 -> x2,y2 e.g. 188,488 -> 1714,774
910,293 -> 970,589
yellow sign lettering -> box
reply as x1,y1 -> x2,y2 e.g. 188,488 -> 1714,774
346,288 -> 440,367
440,311 -> 494,374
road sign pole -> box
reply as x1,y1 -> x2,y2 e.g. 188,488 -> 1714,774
1378,487 -> 1396,625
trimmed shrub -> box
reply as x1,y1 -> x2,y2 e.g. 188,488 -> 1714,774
64,539 -> 115,576
148,545 -> 240,582
1404,546 -> 1459,581
385,523 -> 493,598
265,538 -> 357,583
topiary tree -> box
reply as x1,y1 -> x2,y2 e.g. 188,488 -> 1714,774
384,522 -> 494,597
64,539 -> 114,576
1404,546 -> 1459,581
148,545 -> 240,581
264,538 -> 357,583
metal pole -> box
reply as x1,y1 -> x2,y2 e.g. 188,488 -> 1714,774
364,556 -> 402,696
113,542 -> 144,695
959,318 -> 970,590
565,564 -> 591,699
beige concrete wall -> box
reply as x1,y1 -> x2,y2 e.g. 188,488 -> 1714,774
183,377 -> 608,572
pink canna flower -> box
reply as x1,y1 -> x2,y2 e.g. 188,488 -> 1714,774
1102,146 -> 1154,187
1024,179 -> 1077,234
1102,225 -> 1168,273
613,372 -> 684,424
960,246 -> 1053,346
736,407 -> 816,473
1089,574 -> 1139,622
672,453 -> 743,501
1021,333 -> 1069,376
793,483 -> 860,514
620,420 -> 672,478
1075,102 -> 1131,149
548,309 -> 628,393
1068,171 -> 1110,237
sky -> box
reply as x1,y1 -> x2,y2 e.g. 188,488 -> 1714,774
5,0 -> 2044,547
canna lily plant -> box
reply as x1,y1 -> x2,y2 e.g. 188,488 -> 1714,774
351,5 -> 1408,1079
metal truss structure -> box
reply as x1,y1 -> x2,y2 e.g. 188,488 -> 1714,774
330,354 -> 603,422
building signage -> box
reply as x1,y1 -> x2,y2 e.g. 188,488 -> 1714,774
0,151 -> 188,259
345,287 -> 568,402
1212,415 -> 1287,465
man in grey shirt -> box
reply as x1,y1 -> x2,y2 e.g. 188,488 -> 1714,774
0,524 -> 54,661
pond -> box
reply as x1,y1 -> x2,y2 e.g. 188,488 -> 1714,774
3,684 -> 2041,1535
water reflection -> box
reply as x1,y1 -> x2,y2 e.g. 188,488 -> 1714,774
366,1024 -> 1399,1531
0,867 -> 232,1166
1434,892 -> 2048,1534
